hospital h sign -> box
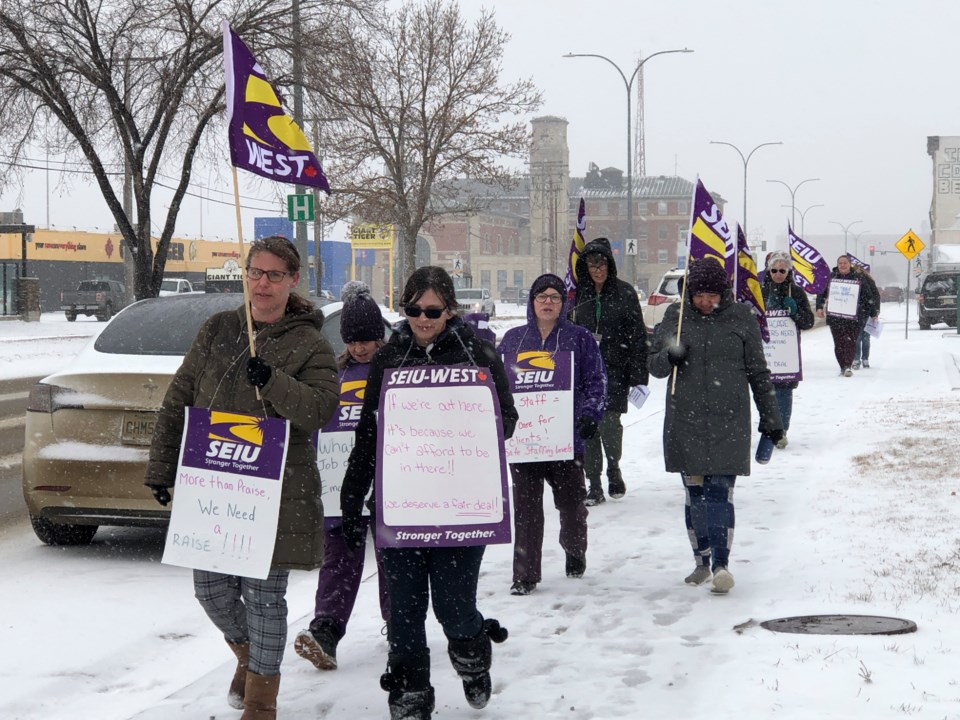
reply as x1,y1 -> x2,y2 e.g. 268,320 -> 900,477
286,193 -> 314,223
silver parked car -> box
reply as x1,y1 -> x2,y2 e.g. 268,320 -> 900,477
456,287 -> 496,317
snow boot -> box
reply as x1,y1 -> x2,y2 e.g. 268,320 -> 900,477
226,640 -> 249,710
852,360 -> 861,370
447,620 -> 508,710
381,650 -> 435,720
240,671 -> 280,720
565,552 -> 586,578
607,466 -> 626,499
862,359 -> 870,368
684,565 -> 712,586
294,617 -> 342,670
711,567 -> 735,595
584,478 -> 606,506
510,580 -> 537,596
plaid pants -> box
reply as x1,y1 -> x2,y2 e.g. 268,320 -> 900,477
193,568 -> 289,675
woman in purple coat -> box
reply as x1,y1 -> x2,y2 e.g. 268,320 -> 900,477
497,274 -> 607,595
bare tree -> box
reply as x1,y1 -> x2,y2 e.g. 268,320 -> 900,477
0,0 -> 377,298
308,0 -> 542,275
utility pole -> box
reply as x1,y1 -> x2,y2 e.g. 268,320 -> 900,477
292,0 -> 309,295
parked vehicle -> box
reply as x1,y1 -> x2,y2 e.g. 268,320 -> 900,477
645,268 -> 684,330
60,279 -> 127,322
499,286 -> 529,305
880,284 -> 905,303
917,272 -> 959,329
22,295 -> 393,546
158,278 -> 193,296
457,287 -> 496,317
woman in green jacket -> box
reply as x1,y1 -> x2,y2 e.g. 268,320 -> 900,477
145,236 -> 339,719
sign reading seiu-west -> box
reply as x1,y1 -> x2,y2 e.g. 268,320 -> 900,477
287,194 -> 315,223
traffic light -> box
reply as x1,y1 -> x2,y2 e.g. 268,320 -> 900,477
869,245 -> 875,256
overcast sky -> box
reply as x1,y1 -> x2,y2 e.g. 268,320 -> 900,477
3,0 -> 959,253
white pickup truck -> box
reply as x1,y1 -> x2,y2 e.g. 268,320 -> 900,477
158,278 -> 194,296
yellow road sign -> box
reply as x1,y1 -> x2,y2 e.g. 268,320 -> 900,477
896,230 -> 925,260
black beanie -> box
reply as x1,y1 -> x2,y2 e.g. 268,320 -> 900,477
340,281 -> 385,343
686,259 -> 729,296
529,273 -> 566,299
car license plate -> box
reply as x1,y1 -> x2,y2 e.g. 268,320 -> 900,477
121,412 -> 157,446
940,297 -> 955,306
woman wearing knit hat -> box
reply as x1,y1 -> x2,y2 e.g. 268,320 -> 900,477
648,258 -> 783,595
295,280 -> 390,672
497,273 -> 606,595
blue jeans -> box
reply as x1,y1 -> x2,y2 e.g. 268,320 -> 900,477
382,545 -> 485,654
854,329 -> 870,363
682,474 -> 736,571
774,385 -> 793,432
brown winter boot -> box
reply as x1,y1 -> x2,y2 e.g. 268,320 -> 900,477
227,641 -> 250,710
241,671 -> 280,720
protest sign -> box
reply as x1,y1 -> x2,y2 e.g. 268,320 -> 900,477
763,309 -> 802,382
628,385 -> 651,410
316,363 -> 369,519
825,278 -> 861,319
865,316 -> 883,337
502,352 -> 574,463
376,365 -> 510,548
162,408 -> 289,579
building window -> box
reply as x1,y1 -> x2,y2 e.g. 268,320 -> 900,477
513,236 -> 520,255
514,270 -> 523,288
658,249 -> 669,264
637,201 -> 648,215
658,226 -> 668,240
638,248 -> 648,263
496,234 -> 502,254
483,234 -> 492,254
497,270 -> 507,292
678,226 -> 687,242
599,201 -> 608,215
481,270 -> 491,290
677,201 -> 688,215
658,201 -> 668,215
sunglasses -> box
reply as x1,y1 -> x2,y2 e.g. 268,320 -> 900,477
769,268 -> 788,274
404,305 -> 446,319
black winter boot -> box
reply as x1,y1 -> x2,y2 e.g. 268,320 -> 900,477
380,650 -> 435,720
294,617 -> 343,671
447,619 -> 509,710
607,465 -> 626,499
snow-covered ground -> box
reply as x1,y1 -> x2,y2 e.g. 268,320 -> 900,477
3,301 -> 960,720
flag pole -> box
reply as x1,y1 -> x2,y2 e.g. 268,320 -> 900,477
669,251 -> 690,396
231,166 -> 260,397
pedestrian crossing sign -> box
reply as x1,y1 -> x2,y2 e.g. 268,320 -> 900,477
896,230 -> 924,260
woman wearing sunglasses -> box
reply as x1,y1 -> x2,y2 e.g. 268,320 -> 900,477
760,251 -> 815,450
340,266 -> 518,720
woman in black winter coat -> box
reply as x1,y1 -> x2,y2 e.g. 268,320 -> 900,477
340,266 -> 518,720
760,251 -> 815,448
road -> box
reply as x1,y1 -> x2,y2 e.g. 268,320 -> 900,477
0,375 -> 40,530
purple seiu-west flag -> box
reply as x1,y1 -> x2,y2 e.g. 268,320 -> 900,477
687,178 -> 736,274
735,224 -> 769,342
564,198 -> 587,305
788,223 -> 831,294
222,21 -> 330,193
846,253 -> 871,273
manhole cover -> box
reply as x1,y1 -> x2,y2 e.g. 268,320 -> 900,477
761,614 -> 917,636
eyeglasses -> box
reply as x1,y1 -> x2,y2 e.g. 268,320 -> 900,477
404,305 -> 445,319
769,268 -> 788,275
246,267 -> 291,283
586,260 -> 607,269
534,293 -> 564,304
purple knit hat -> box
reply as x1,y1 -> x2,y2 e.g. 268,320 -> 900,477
686,259 -> 729,296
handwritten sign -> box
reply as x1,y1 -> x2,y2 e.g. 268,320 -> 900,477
315,364 -> 369,519
502,351 -> 574,463
763,310 -> 802,383
376,365 -> 511,548
826,278 -> 860,320
162,408 -> 289,579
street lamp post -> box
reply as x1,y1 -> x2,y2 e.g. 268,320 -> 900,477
829,220 -> 863,255
852,229 -> 871,258
564,48 -> 693,283
709,141 -> 782,236
766,177 -> 819,229
785,203 -> 824,238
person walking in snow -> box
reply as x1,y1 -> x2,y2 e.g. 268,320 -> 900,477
852,265 -> 880,370
571,238 -> 648,505
144,235 -> 339,719
815,255 -> 879,376
760,251 -> 815,448
648,258 -> 783,595
497,273 -> 606,596
339,266 -> 517,720
294,281 -> 390,672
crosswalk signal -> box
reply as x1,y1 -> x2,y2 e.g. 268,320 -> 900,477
869,245 -> 875,256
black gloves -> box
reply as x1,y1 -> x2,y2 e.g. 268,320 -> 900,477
246,356 -> 273,389
576,416 -> 598,440
763,429 -> 786,445
148,485 -> 171,507
341,515 -> 365,551
666,342 -> 688,368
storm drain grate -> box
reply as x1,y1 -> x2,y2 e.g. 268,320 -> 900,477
761,614 -> 917,635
